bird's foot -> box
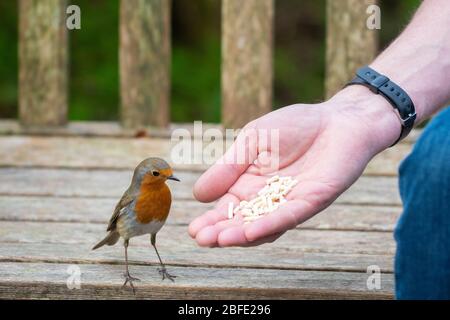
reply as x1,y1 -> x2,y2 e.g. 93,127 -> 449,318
158,267 -> 176,282
122,272 -> 140,294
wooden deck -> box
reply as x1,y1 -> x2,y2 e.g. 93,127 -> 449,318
0,121 -> 418,299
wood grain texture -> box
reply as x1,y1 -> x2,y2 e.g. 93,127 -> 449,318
0,130 -> 404,298
0,120 -> 423,143
0,120 -> 231,139
0,262 -> 393,299
120,0 -> 171,128
0,168 -> 401,205
0,241 -> 394,274
325,0 -> 378,98
19,0 -> 68,125
0,135 -> 412,175
222,0 -> 273,128
0,222 -> 395,271
0,195 -> 400,232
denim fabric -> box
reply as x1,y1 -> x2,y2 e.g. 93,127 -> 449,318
395,106 -> 450,299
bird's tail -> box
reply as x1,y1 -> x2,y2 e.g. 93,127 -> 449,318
92,231 -> 120,250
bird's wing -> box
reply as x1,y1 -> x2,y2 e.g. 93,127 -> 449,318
106,190 -> 135,231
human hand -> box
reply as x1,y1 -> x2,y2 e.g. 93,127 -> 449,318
189,86 -> 401,247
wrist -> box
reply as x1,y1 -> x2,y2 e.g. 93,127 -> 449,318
328,85 -> 403,152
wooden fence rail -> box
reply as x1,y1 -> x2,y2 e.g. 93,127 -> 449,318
325,0 -> 378,98
221,0 -> 274,129
14,0 -> 379,129
120,0 -> 171,128
19,0 -> 68,126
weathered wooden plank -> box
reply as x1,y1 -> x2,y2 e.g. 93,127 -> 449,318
0,120 -> 225,138
0,195 -> 401,232
0,135 -> 412,175
0,262 -> 393,299
0,167 -> 194,200
325,0 -> 378,98
0,168 -> 402,205
0,221 -> 395,263
120,0 -> 171,128
0,120 -> 423,143
0,136 -> 174,169
0,195 -> 208,225
222,0 -> 274,128
0,223 -> 395,274
19,0 -> 68,125
0,241 -> 394,274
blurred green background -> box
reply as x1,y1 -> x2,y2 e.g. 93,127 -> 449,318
0,0 -> 420,123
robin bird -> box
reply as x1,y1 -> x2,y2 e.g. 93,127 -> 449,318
92,157 -> 180,292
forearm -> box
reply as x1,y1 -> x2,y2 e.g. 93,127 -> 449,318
331,0 -> 450,151
371,0 -> 450,121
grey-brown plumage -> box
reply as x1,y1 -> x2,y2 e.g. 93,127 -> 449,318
91,157 -> 180,293
92,157 -> 173,250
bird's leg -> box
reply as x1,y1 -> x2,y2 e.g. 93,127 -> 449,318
122,239 -> 140,294
151,234 -> 176,282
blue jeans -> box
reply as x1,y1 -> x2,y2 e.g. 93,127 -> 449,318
395,105 -> 450,299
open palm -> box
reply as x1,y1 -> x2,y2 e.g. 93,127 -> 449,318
189,93 -> 398,247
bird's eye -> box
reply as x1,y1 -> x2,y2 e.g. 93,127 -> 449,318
152,171 -> 160,177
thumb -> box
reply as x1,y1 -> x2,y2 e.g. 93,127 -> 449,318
193,125 -> 259,202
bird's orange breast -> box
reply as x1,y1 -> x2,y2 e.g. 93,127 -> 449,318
135,182 -> 172,224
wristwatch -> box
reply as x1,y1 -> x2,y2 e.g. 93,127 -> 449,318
347,66 -> 416,146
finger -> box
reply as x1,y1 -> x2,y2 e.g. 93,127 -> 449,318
195,219 -> 243,247
188,193 -> 239,238
227,173 -> 268,201
217,225 -> 284,247
244,200 -> 310,242
217,226 -> 248,246
193,126 -> 259,202
239,231 -> 285,247
242,179 -> 341,242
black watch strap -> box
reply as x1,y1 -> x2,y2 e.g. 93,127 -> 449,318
347,66 -> 416,146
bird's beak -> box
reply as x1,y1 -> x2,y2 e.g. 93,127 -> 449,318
167,175 -> 180,182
